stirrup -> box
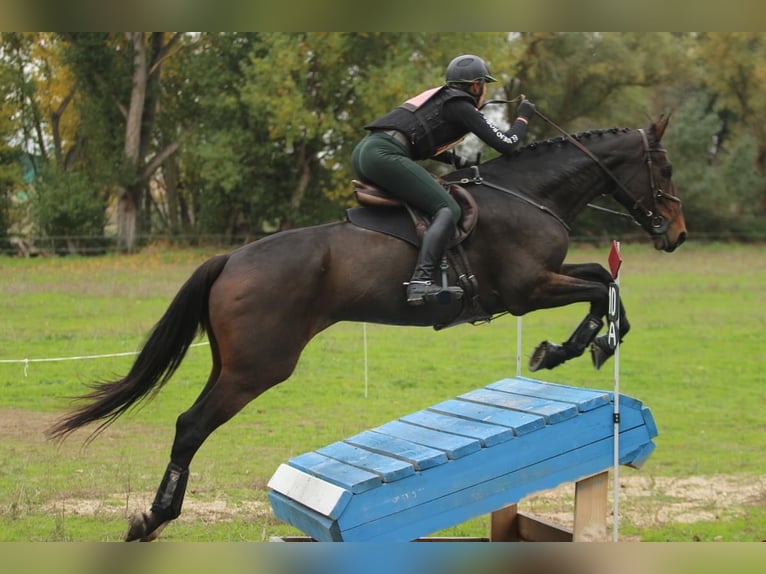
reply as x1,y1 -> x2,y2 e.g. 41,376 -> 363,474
404,280 -> 463,306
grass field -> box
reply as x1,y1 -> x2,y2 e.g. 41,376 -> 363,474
0,241 -> 764,542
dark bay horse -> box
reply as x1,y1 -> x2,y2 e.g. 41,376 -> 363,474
48,116 -> 686,541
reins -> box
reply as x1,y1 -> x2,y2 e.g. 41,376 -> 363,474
534,108 -> 682,235
531,108 -> 651,228
481,98 -> 673,233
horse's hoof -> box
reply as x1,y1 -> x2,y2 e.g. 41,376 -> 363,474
125,512 -> 150,541
125,511 -> 165,542
529,341 -> 566,371
589,337 -> 612,370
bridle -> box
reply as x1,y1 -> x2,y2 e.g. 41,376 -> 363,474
472,99 -> 682,235
534,109 -> 681,236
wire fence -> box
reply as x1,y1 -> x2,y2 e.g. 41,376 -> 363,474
3,230 -> 765,257
0,234 -> 265,256
0,342 -> 210,377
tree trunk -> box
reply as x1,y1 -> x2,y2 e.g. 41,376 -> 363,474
164,156 -> 180,233
116,186 -> 138,252
282,142 -> 313,229
116,33 -> 181,250
116,32 -> 148,252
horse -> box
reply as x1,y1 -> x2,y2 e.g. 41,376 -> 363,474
47,115 -> 686,541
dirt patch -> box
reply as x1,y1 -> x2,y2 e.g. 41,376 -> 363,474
42,493 -> 270,524
0,408 -> 58,439
522,473 -> 766,534
40,475 -> 765,534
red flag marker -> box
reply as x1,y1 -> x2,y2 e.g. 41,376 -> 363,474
608,240 -> 622,280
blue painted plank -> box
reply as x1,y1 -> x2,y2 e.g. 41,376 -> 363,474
641,406 -> 658,439
621,441 -> 656,469
317,441 -> 415,483
428,399 -> 545,435
335,403 -> 617,531
268,490 -> 342,541
459,388 -> 579,424
345,430 -> 449,471
288,452 -> 382,494
339,425 -> 653,541
399,410 -> 514,448
373,420 -> 482,460
490,377 -> 610,412
617,392 -> 644,411
268,381 -> 659,542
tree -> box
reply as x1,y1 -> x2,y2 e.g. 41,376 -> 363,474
2,32 -> 762,247
496,33 -> 693,137
62,33 -> 182,251
0,57 -> 21,248
695,33 -> 766,216
164,32 -> 290,239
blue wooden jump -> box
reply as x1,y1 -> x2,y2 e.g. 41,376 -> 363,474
267,376 -> 658,542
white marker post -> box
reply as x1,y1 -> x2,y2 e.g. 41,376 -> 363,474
516,316 -> 523,377
607,240 -> 622,541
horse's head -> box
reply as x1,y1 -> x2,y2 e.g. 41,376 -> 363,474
468,114 -> 687,252
621,115 -> 687,252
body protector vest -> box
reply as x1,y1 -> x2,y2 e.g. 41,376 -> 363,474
365,86 -> 476,160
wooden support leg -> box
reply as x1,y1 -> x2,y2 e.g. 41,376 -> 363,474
573,471 -> 609,541
490,504 -> 519,541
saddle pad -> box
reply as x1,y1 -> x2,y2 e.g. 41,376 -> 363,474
346,206 -> 420,247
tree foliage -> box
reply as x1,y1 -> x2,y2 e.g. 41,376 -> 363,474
1,32 -> 764,252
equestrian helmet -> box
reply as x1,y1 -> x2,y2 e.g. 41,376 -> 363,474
445,54 -> 497,84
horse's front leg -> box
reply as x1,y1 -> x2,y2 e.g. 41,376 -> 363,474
562,263 -> 632,369
590,309 -> 631,369
527,263 -> 628,371
529,312 -> 604,371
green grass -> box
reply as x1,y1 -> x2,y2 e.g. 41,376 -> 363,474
0,242 -> 764,541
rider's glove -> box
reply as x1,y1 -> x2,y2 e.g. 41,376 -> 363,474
517,99 -> 536,121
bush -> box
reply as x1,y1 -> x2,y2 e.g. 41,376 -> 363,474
30,166 -> 107,254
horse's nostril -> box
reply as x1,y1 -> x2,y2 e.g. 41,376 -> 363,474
678,231 -> 687,246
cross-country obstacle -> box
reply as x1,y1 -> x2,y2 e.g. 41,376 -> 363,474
267,376 -> 657,542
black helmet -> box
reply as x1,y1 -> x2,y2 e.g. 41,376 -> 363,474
445,54 -> 497,84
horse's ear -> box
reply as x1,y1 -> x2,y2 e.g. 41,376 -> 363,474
651,112 -> 673,142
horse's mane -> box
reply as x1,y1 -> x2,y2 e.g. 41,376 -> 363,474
474,127 -> 637,197
512,127 -> 634,158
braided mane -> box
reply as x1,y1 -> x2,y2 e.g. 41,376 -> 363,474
513,127 -> 633,156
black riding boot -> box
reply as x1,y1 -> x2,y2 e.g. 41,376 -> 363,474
405,207 -> 463,306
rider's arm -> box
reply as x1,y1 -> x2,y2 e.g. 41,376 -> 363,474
444,99 -> 532,155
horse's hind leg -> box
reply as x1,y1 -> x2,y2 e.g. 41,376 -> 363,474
125,348 -> 300,542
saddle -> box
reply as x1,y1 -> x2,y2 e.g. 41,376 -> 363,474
351,179 -> 479,248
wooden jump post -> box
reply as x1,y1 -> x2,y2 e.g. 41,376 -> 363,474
267,375 -> 657,542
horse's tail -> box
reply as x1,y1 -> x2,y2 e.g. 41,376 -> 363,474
46,254 -> 231,443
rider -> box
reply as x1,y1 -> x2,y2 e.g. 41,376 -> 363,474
352,54 -> 536,306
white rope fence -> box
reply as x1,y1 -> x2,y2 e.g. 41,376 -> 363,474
0,342 -> 210,377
